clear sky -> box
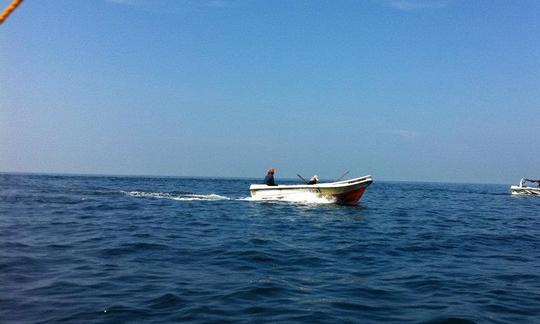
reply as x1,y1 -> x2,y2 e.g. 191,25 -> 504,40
1,0 -> 539,183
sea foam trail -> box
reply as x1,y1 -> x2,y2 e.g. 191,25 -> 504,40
123,190 -> 336,204
122,191 -> 230,201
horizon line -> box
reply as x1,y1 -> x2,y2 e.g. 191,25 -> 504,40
0,170 -> 512,186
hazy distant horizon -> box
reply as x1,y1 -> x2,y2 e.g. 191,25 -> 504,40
0,170 -> 518,186
2,1 -> 539,184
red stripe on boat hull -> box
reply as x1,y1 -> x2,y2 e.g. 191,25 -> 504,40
333,187 -> 367,205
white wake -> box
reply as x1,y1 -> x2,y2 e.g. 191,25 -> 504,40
122,191 -> 230,201
123,191 -> 337,204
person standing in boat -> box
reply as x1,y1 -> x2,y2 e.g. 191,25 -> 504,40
308,175 -> 319,185
264,168 -> 277,186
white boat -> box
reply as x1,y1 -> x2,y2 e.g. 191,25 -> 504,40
250,175 -> 373,205
511,186 -> 540,196
511,178 -> 540,196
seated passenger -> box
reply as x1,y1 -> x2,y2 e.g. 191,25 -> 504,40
308,175 -> 319,185
264,168 -> 277,186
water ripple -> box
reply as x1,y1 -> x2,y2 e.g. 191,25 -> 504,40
1,175 -> 540,323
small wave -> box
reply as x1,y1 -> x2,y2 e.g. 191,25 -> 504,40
147,293 -> 188,310
121,191 -> 230,201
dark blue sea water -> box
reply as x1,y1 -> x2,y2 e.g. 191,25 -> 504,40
1,173 -> 540,323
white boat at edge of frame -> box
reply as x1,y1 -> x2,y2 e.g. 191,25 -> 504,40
511,178 -> 540,196
511,185 -> 540,196
250,175 -> 373,205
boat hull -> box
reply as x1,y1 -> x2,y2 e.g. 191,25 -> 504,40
511,185 -> 540,196
250,175 -> 373,205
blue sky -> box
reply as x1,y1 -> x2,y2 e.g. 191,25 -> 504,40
1,0 -> 539,183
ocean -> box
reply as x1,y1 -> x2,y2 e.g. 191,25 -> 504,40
1,173 -> 539,323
